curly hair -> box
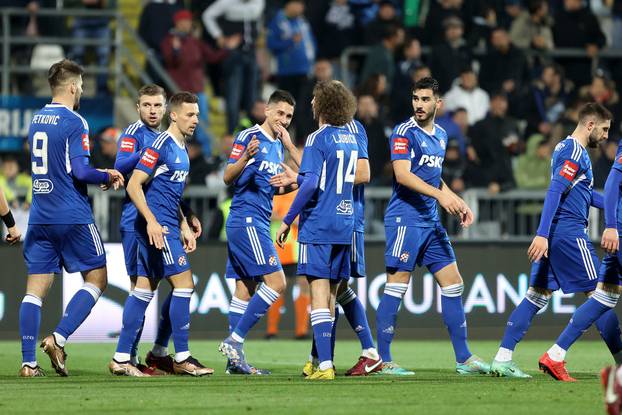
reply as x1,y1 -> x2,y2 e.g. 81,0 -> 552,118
312,80 -> 356,126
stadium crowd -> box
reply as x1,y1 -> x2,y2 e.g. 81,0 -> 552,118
3,0 -> 622,199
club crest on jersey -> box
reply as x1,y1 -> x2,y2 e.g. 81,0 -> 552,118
336,200 -> 353,215
178,255 -> 187,266
392,137 -> 408,154
230,144 -> 245,160
440,139 -> 446,149
400,251 -> 409,263
269,255 -> 278,266
119,137 -> 136,153
140,148 -> 159,169
418,154 -> 443,168
560,160 -> 578,180
81,133 -> 89,151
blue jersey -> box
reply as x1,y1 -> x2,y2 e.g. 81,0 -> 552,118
612,141 -> 622,231
384,117 -> 448,227
134,132 -> 190,234
346,120 -> 369,233
116,120 -> 159,232
28,103 -> 93,225
227,125 -> 284,231
298,124 -> 358,245
550,136 -> 594,227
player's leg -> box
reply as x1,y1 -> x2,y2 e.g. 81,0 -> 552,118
121,230 -> 146,367
307,277 -> 337,380
145,282 -> 174,373
294,275 -> 310,338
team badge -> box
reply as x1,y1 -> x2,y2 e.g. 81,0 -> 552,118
559,160 -> 578,181
119,137 -> 136,153
392,137 -> 408,154
269,255 -> 278,266
440,139 -> 446,149
178,255 -> 187,266
400,251 -> 409,263
81,133 -> 89,151
140,148 -> 159,168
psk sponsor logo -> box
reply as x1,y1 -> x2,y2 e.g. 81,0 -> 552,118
336,200 -> 353,215
33,179 -> 54,194
400,251 -> 409,263
178,255 -> 187,266
269,255 -> 278,266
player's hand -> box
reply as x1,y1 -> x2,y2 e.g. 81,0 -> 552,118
276,222 -> 291,249
275,124 -> 294,148
103,169 -> 125,190
602,227 -> 619,254
147,220 -> 168,249
243,136 -> 260,161
187,214 -> 202,239
5,225 -> 21,245
269,163 -> 298,188
459,204 -> 475,228
438,193 -> 463,217
181,226 -> 196,253
528,235 -> 548,263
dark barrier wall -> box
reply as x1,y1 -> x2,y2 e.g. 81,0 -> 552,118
0,242 -> 605,340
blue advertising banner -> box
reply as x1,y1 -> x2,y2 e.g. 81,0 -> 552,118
0,95 -> 113,152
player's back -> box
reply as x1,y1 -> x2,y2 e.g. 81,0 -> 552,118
346,119 -> 368,233
298,125 -> 358,245
28,103 -> 94,224
551,136 -> 593,227
385,118 -> 447,227
228,125 -> 284,231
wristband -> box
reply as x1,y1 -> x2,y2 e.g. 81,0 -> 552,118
2,211 -> 15,228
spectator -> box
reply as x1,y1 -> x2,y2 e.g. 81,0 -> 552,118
436,106 -> 468,157
442,140 -> 467,193
509,0 -> 554,52
91,126 -> 118,169
161,9 -> 232,155
390,36 -> 424,123
443,67 -> 490,125
424,0 -> 475,46
356,94 -> 390,185
358,73 -> 389,118
202,0 -> 265,134
514,135 -> 552,189
138,0 -> 183,85
205,134 -> 235,190
187,139 -> 211,185
364,0 -> 401,45
614,0 -> 622,48
553,0 -> 607,87
267,0 -> 316,108
594,139 -> 619,188
67,0 -> 112,95
235,99 -> 267,134
0,155 -> 32,207
479,27 -> 528,99
296,58 -> 334,141
465,93 -> 520,193
578,69 -> 620,118
316,0 -> 356,67
359,24 -> 404,92
428,16 -> 471,94
413,65 -> 432,82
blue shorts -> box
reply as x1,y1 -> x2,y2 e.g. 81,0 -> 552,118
384,225 -> 456,274
297,243 -> 351,280
136,232 -> 190,280
351,231 -> 366,278
24,223 -> 107,274
121,230 -> 138,277
598,247 -> 622,286
529,227 -> 598,293
225,225 -> 282,281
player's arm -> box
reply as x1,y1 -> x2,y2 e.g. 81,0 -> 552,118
602,167 -> 622,253
114,133 -> 141,175
178,205 -> 196,253
223,135 -> 259,185
0,190 -> 20,245
127,169 -> 167,249
275,125 -> 302,167
592,191 -> 604,209
354,158 -> 370,185
440,179 -> 474,227
180,200 -> 202,239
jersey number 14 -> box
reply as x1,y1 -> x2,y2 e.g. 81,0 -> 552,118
336,150 -> 357,194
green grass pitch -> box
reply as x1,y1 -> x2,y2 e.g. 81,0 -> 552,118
0,340 -> 611,414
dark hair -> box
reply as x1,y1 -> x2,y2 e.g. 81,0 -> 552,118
527,0 -> 546,14
312,80 -> 356,126
381,24 -> 401,41
48,59 -> 84,91
413,77 -> 440,97
578,102 -> 613,123
268,89 -> 296,107
169,91 -> 198,109
137,84 -> 167,103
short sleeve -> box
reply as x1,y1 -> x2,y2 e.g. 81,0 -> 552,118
66,116 -> 90,159
136,140 -> 167,175
389,128 -> 411,161
228,130 -> 253,164
355,121 -> 369,159
299,133 -> 325,176
613,143 -> 622,173
551,140 -> 583,186
116,128 -> 143,163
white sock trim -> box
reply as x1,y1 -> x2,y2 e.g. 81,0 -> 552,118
525,288 -> 550,309
229,296 -> 249,314
22,294 -> 42,307
547,344 -> 566,362
175,351 -> 191,363
337,287 -> 357,306
319,360 -> 333,371
494,347 -> 513,362
82,282 -> 102,302
310,308 -> 332,325
231,332 -> 244,343
592,288 -> 620,308
384,283 -> 408,298
114,352 -> 131,363
440,283 -> 464,297
173,288 -> 193,298
257,284 -> 280,305
132,288 -> 155,303
53,332 -> 67,347
22,361 -> 37,368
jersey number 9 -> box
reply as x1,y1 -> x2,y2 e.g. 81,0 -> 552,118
32,131 -> 48,175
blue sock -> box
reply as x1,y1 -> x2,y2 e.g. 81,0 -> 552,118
440,284 -> 471,363
233,284 -> 279,340
55,283 -> 101,341
19,295 -> 42,365
338,287 -> 375,350
228,296 -> 248,334
154,291 -> 172,348
376,283 -> 408,362
310,334 -> 318,360
557,290 -> 617,351
115,288 -> 154,360
500,290 -> 547,351
170,289 -> 193,358
131,316 -> 145,363
330,308 -> 339,360
596,309 -> 622,356
311,309 -> 333,368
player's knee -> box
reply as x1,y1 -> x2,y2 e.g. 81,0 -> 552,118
266,279 -> 286,295
525,287 -> 551,309
440,283 -> 464,297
